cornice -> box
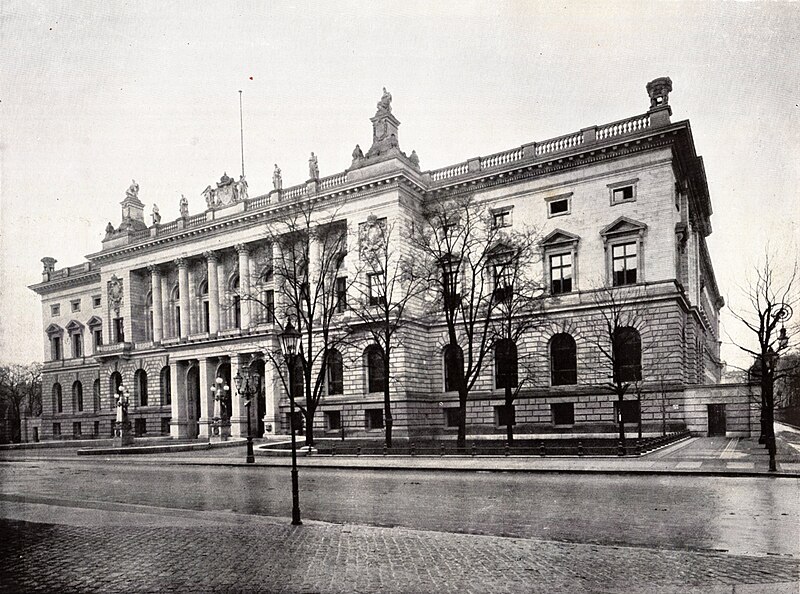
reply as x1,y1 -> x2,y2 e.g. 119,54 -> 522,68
28,271 -> 101,295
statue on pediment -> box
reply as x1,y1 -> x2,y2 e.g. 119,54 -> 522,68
376,87 -> 392,115
409,150 -> 420,168
352,144 -> 364,162
202,185 -> 217,209
179,195 -> 189,218
236,174 -> 248,201
309,152 -> 319,180
125,180 -> 139,200
273,164 -> 283,191
217,172 -> 233,188
151,204 -> 161,225
105,222 -> 115,236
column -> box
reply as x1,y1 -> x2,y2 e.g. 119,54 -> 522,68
160,274 -> 171,337
272,241 -> 284,322
263,339 -> 278,435
236,244 -> 251,330
197,358 -> 215,438
308,234 -> 320,301
229,354 -> 245,437
169,360 -> 188,438
175,258 -> 190,338
217,260 -> 226,329
148,265 -> 163,343
204,251 -> 220,334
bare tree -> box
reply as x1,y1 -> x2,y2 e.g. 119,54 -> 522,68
728,254 -> 797,471
0,362 -> 42,443
410,193 -> 541,449
241,201 -> 351,446
347,215 -> 427,447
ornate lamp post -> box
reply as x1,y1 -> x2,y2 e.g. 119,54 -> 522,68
211,377 -> 230,440
764,305 -> 792,472
234,369 -> 258,463
114,384 -> 133,446
279,319 -> 302,526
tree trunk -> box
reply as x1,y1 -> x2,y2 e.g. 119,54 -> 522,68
383,356 -> 392,448
505,385 -> 514,444
637,393 -> 642,441
304,381 -> 315,447
617,393 -> 626,449
457,388 -> 468,450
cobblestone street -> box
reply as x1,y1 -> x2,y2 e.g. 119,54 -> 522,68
1,511 -> 798,594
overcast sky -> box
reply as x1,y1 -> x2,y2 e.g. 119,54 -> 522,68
2,0 -> 798,371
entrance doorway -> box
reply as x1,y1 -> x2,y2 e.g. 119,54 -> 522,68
708,404 -> 726,436
251,359 -> 266,437
186,365 -> 201,438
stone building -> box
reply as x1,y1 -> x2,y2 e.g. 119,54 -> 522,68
30,78 -> 748,443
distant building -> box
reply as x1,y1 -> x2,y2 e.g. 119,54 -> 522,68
31,79 -> 754,442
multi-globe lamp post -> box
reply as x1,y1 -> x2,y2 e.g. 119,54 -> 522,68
211,377 -> 230,439
764,304 -> 792,472
279,319 -> 302,526
234,368 -> 258,464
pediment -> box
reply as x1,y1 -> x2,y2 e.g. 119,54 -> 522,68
65,320 -> 84,332
87,316 -> 103,327
600,216 -> 647,238
540,229 -> 580,247
45,323 -> 63,335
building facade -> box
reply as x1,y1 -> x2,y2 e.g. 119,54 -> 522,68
31,78 -> 738,443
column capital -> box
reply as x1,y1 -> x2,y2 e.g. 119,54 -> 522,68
147,264 -> 162,276
203,250 -> 218,262
235,243 -> 250,255
174,257 -> 188,269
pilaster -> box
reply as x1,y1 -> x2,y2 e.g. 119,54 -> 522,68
236,244 -> 251,330
175,258 -> 190,338
204,251 -> 220,335
148,265 -> 163,343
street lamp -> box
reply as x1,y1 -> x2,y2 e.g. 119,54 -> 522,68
211,377 -> 230,439
279,319 -> 302,526
763,304 -> 793,472
234,368 -> 258,464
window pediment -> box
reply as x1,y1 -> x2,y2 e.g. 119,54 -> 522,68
45,323 -> 63,336
87,316 -> 103,328
540,229 -> 580,248
65,320 -> 84,333
600,217 -> 647,241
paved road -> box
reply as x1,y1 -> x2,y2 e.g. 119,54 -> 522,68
1,458 -> 797,557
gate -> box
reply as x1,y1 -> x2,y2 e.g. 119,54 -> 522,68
708,404 -> 726,436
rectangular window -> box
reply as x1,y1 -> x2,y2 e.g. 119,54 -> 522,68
492,209 -> 511,229
113,318 -> 125,343
264,290 -> 275,323
611,185 -> 635,204
161,418 -> 171,435
92,295 -> 101,308
335,277 -> 347,313
368,271 -> 385,305
552,403 -> 575,426
550,253 -> 573,294
325,411 -> 341,431
614,400 -> 641,425
493,257 -> 513,297
71,333 -> 82,358
445,407 -> 460,428
547,198 -> 570,217
202,301 -> 210,332
51,336 -> 62,360
442,260 -> 460,304
52,423 -> 61,437
93,421 -> 100,436
134,418 -> 147,437
612,242 -> 638,286
71,299 -> 81,313
50,304 -> 60,317
72,422 -> 82,438
495,404 -> 516,427
93,329 -> 103,352
365,409 -> 384,430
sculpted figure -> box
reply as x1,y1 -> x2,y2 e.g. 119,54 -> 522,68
409,150 -> 420,168
309,152 -> 319,180
202,185 -> 216,209
179,194 -> 189,218
126,179 -> 139,200
217,172 -> 233,187
151,204 -> 161,225
273,164 -> 283,190
352,144 -> 364,161
377,87 -> 392,113
237,174 -> 248,201
105,222 -> 115,236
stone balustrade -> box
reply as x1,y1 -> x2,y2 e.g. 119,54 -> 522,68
430,162 -> 469,181
481,147 -> 524,169
319,172 -> 348,190
282,184 -> 305,201
535,131 -> 584,156
596,113 -> 650,140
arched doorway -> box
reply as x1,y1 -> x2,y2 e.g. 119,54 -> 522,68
250,359 -> 266,437
216,362 -> 232,422
186,365 -> 201,438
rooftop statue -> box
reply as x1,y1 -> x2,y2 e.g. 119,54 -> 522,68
179,194 -> 189,218
352,144 -> 364,161
409,150 -> 420,168
236,174 -> 248,201
309,152 -> 319,180
273,164 -> 283,191
125,179 -> 139,200
151,204 -> 161,225
376,87 -> 392,114
202,185 -> 217,209
217,172 -> 233,187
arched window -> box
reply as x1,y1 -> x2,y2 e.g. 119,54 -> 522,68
198,281 -> 209,332
160,366 -> 172,406
109,371 -> 122,405
494,339 -> 518,389
134,369 -> 148,406
230,275 -> 241,329
93,379 -> 101,411
443,344 -> 464,392
551,333 -> 577,386
171,284 -> 181,337
72,381 -> 83,412
327,349 -> 344,395
365,345 -> 385,393
613,327 -> 642,382
52,383 -> 63,413
144,291 -> 153,341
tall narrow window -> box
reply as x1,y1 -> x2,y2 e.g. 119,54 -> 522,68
113,318 -> 125,343
160,366 -> 172,405
51,336 -> 62,360
443,344 -> 464,392
612,242 -> 637,286
366,345 -> 385,393
550,333 -> 577,385
145,291 -> 154,341
327,349 -> 344,395
613,327 -> 642,382
52,383 -> 63,413
198,282 -> 209,333
72,381 -> 83,412
71,332 -> 83,358
368,272 -> 385,306
264,290 -> 275,323
550,253 -> 573,294
93,379 -> 101,411
134,369 -> 148,407
441,258 -> 460,305
335,277 -> 347,313
494,339 -> 518,389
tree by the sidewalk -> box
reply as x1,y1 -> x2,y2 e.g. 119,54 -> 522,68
347,214 -> 427,448
728,253 -> 797,471
410,193 -> 542,448
242,201 -> 352,446
0,362 -> 42,443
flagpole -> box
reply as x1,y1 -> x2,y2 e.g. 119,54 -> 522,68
239,90 -> 245,178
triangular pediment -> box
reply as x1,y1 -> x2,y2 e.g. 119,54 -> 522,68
45,323 -> 63,335
87,316 -> 103,327
600,216 -> 647,238
65,320 -> 84,332
540,229 -> 580,247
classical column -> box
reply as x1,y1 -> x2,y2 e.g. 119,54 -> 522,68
169,360 -> 188,438
236,244 -> 251,330
271,241 -> 284,320
204,251 -> 220,334
160,274 -> 171,337
217,260 -> 227,329
197,358 -> 215,438
148,265 -> 163,343
263,339 -> 278,435
175,258 -> 190,338
229,354 -> 245,437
